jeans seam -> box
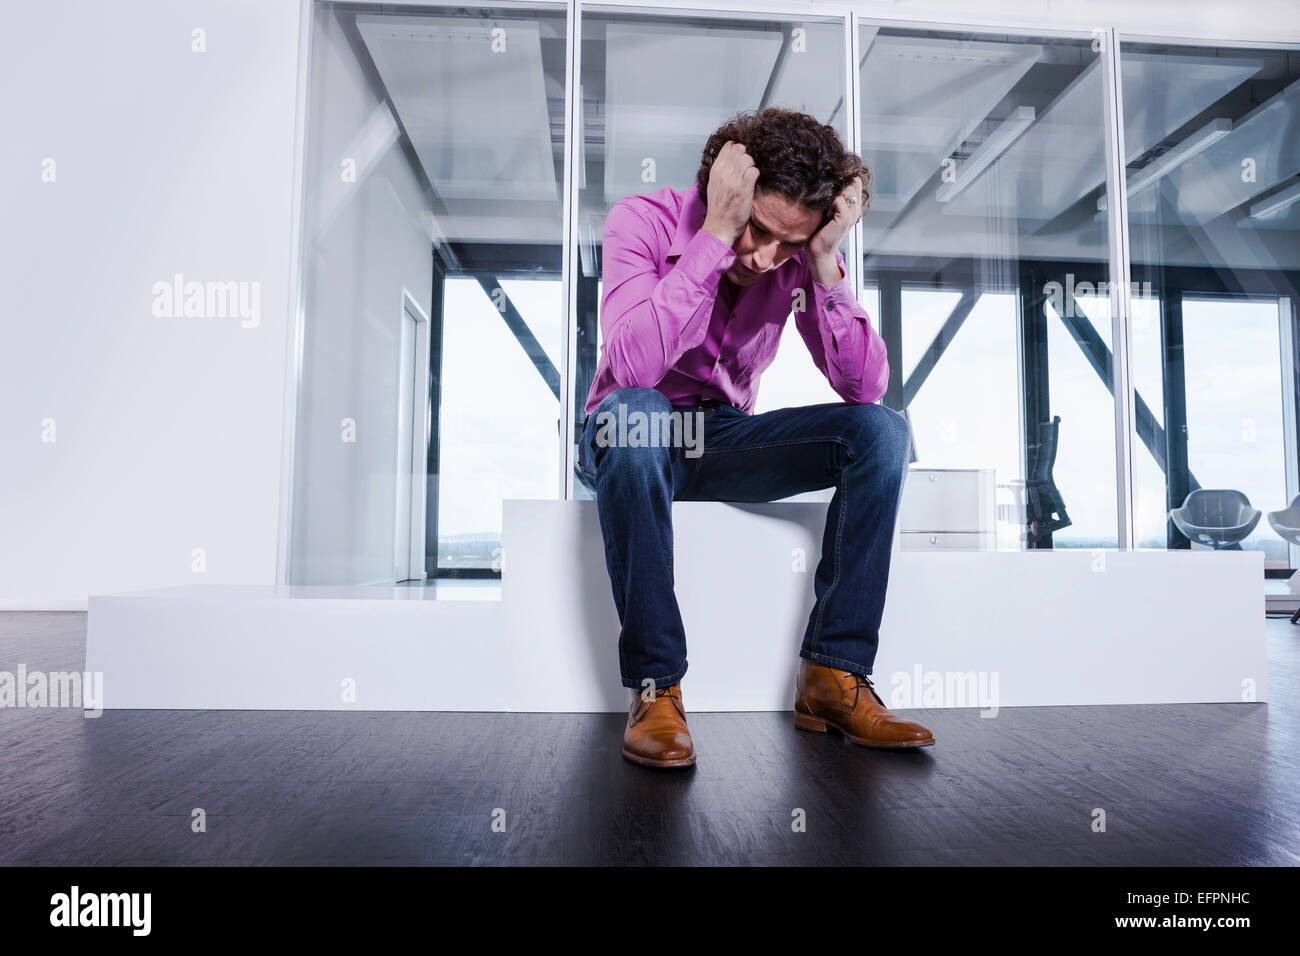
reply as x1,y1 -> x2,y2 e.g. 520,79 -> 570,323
666,491 -> 675,579
613,542 -> 628,679
691,436 -> 854,457
808,460 -> 848,657
679,458 -> 703,498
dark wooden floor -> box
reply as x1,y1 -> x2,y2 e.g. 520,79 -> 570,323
1,610 -> 1297,866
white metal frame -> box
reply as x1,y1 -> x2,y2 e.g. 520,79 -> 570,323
1278,296 -> 1298,570
560,0 -> 582,500
845,10 -> 863,301
275,0 -> 1300,585
395,288 -> 431,582
1100,26 -> 1137,549
276,0 -> 317,589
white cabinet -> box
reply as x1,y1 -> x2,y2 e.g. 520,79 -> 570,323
897,467 -> 996,551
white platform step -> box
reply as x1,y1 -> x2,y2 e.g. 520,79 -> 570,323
85,499 -> 1268,712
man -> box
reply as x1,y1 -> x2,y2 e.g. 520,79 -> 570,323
577,107 -> 933,769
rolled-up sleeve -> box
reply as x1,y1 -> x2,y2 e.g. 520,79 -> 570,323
600,200 -> 736,390
793,248 -> 889,404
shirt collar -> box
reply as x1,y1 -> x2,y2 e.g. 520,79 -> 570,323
666,185 -> 708,260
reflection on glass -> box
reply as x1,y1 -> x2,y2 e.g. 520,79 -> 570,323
290,3 -> 568,583
1120,39 -> 1300,573
859,26 -> 1119,550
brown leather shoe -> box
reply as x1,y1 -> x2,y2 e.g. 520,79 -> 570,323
794,659 -> 935,748
623,684 -> 696,768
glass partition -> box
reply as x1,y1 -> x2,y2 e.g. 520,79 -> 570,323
1118,38 -> 1300,574
572,8 -> 849,497
285,1 -> 1296,585
289,1 -> 568,583
858,26 -> 1123,550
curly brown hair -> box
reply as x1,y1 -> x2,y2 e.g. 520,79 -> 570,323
695,107 -> 870,222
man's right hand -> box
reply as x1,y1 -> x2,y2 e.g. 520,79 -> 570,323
701,141 -> 758,248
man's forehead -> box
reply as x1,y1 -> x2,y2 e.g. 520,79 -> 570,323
751,193 -> 821,242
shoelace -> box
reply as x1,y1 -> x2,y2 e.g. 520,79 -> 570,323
634,685 -> 678,704
633,685 -> 680,721
843,670 -> 884,708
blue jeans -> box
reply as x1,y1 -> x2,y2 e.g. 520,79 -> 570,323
577,386 -> 913,690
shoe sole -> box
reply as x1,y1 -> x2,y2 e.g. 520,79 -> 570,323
622,747 -> 696,768
794,710 -> 935,749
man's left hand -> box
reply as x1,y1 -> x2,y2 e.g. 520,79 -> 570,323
807,175 -> 865,269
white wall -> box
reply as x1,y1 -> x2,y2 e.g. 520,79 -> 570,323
0,0 -> 303,608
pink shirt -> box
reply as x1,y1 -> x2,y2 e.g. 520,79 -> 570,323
583,184 -> 889,417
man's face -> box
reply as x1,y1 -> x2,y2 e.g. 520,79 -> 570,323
723,188 -> 825,287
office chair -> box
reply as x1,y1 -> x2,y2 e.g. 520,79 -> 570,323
1025,415 -> 1071,548
1170,489 -> 1261,551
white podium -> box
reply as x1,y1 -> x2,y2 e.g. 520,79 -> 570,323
86,499 -> 1267,712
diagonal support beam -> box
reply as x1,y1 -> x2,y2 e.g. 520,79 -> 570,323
902,287 -> 978,407
1048,295 -> 1199,495
758,26 -> 795,111
475,276 -> 561,401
